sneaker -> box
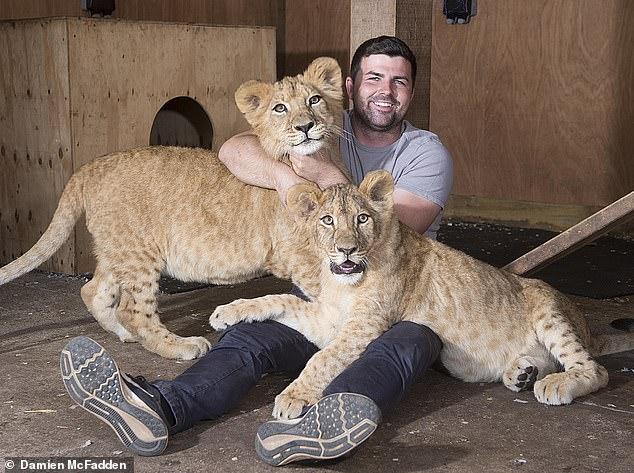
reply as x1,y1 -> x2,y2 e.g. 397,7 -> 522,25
60,336 -> 169,456
256,392 -> 380,466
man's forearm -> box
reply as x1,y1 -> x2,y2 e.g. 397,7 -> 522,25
218,133 -> 307,202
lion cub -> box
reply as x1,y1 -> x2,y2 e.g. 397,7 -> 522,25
0,57 -> 344,360
210,171 -> 633,419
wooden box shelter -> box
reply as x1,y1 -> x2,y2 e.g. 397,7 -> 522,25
0,17 -> 275,274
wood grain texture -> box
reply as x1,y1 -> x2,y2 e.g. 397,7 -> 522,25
0,19 -> 75,273
284,0 -> 350,78
350,0 -> 395,58
396,0 -> 433,130
0,1 -> 80,19
430,0 -> 634,207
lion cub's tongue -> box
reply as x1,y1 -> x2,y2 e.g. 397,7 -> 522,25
332,260 -> 360,275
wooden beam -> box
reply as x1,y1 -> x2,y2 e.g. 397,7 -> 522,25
503,192 -> 634,276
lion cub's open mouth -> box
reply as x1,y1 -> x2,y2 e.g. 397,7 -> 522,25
330,260 -> 365,275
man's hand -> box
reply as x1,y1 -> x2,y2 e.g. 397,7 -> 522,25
289,150 -> 349,189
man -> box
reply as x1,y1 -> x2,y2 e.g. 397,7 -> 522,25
61,36 -> 453,465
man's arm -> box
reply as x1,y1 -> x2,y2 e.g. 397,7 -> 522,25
218,132 -> 307,202
219,132 -> 349,202
393,188 -> 442,236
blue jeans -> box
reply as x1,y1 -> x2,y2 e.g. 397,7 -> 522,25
154,320 -> 441,433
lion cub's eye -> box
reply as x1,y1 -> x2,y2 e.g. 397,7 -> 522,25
357,213 -> 370,224
320,215 -> 334,226
273,103 -> 287,113
308,95 -> 322,106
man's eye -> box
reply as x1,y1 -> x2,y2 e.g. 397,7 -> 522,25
308,95 -> 322,105
320,215 -> 334,226
357,213 -> 370,224
273,103 -> 287,113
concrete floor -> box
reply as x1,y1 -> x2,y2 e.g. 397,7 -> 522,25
1,225 -> 633,472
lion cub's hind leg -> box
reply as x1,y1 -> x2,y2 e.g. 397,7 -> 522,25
108,255 -> 211,360
528,290 -> 609,405
80,267 -> 136,342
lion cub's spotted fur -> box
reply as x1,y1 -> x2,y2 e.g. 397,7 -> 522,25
0,57 -> 344,360
210,171 -> 633,419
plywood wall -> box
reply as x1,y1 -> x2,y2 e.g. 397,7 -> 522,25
283,0 -> 350,78
0,19 -> 75,273
430,0 -> 634,208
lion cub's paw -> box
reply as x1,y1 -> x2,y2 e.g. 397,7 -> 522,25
273,387 -> 321,420
172,336 -> 212,361
503,357 -> 539,392
533,372 -> 574,405
209,300 -> 252,331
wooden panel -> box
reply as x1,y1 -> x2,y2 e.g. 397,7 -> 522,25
0,18 -> 74,272
430,0 -> 634,207
284,0 -> 350,78
66,19 -> 275,271
350,0 -> 395,57
0,1 -> 79,19
396,0 -> 433,130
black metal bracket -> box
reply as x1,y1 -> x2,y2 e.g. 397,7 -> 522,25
443,0 -> 477,24
80,0 -> 116,17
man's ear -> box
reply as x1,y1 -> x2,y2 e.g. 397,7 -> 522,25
235,80 -> 273,123
359,170 -> 394,209
303,57 -> 343,102
286,183 -> 322,220
345,76 -> 354,100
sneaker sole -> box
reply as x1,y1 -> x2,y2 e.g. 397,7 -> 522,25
60,336 -> 168,456
256,392 -> 380,466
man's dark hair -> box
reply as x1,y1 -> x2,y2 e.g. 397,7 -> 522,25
349,36 -> 417,84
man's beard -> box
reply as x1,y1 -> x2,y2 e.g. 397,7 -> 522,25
353,94 -> 403,132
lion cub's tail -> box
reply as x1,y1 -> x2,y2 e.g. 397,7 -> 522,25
592,332 -> 634,356
0,171 -> 85,285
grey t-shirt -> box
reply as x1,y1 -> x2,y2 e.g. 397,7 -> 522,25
339,110 -> 453,240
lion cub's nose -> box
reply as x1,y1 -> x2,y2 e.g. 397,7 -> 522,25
337,246 -> 357,257
294,122 -> 314,134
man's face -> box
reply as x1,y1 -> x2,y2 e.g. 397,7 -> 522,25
346,54 -> 414,132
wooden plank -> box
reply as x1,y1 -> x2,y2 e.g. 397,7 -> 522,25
0,18 -> 74,273
285,0 -> 350,78
0,1 -> 80,20
350,0 -> 395,58
430,0 -> 634,208
504,192 -> 634,276
396,0 -> 433,129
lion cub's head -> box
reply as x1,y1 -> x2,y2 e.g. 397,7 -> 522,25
235,57 -> 343,160
286,171 -> 397,285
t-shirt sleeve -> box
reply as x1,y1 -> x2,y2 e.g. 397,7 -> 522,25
393,135 -> 453,208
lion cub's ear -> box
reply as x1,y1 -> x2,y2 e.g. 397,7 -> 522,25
359,170 -> 394,209
286,183 -> 322,220
303,57 -> 343,101
235,80 -> 273,123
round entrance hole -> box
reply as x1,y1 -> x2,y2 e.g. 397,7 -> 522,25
149,96 -> 213,149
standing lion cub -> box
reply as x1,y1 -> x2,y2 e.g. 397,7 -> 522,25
0,57 -> 344,360
210,171 -> 633,418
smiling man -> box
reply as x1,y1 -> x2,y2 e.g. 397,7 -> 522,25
60,37 -> 453,466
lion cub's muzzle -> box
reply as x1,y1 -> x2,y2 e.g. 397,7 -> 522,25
329,259 -> 367,275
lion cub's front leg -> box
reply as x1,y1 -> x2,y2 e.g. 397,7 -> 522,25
209,294 -> 314,330
273,312 -> 392,420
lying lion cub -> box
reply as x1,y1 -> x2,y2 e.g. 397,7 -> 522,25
210,170 -> 633,419
0,57 -> 344,360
